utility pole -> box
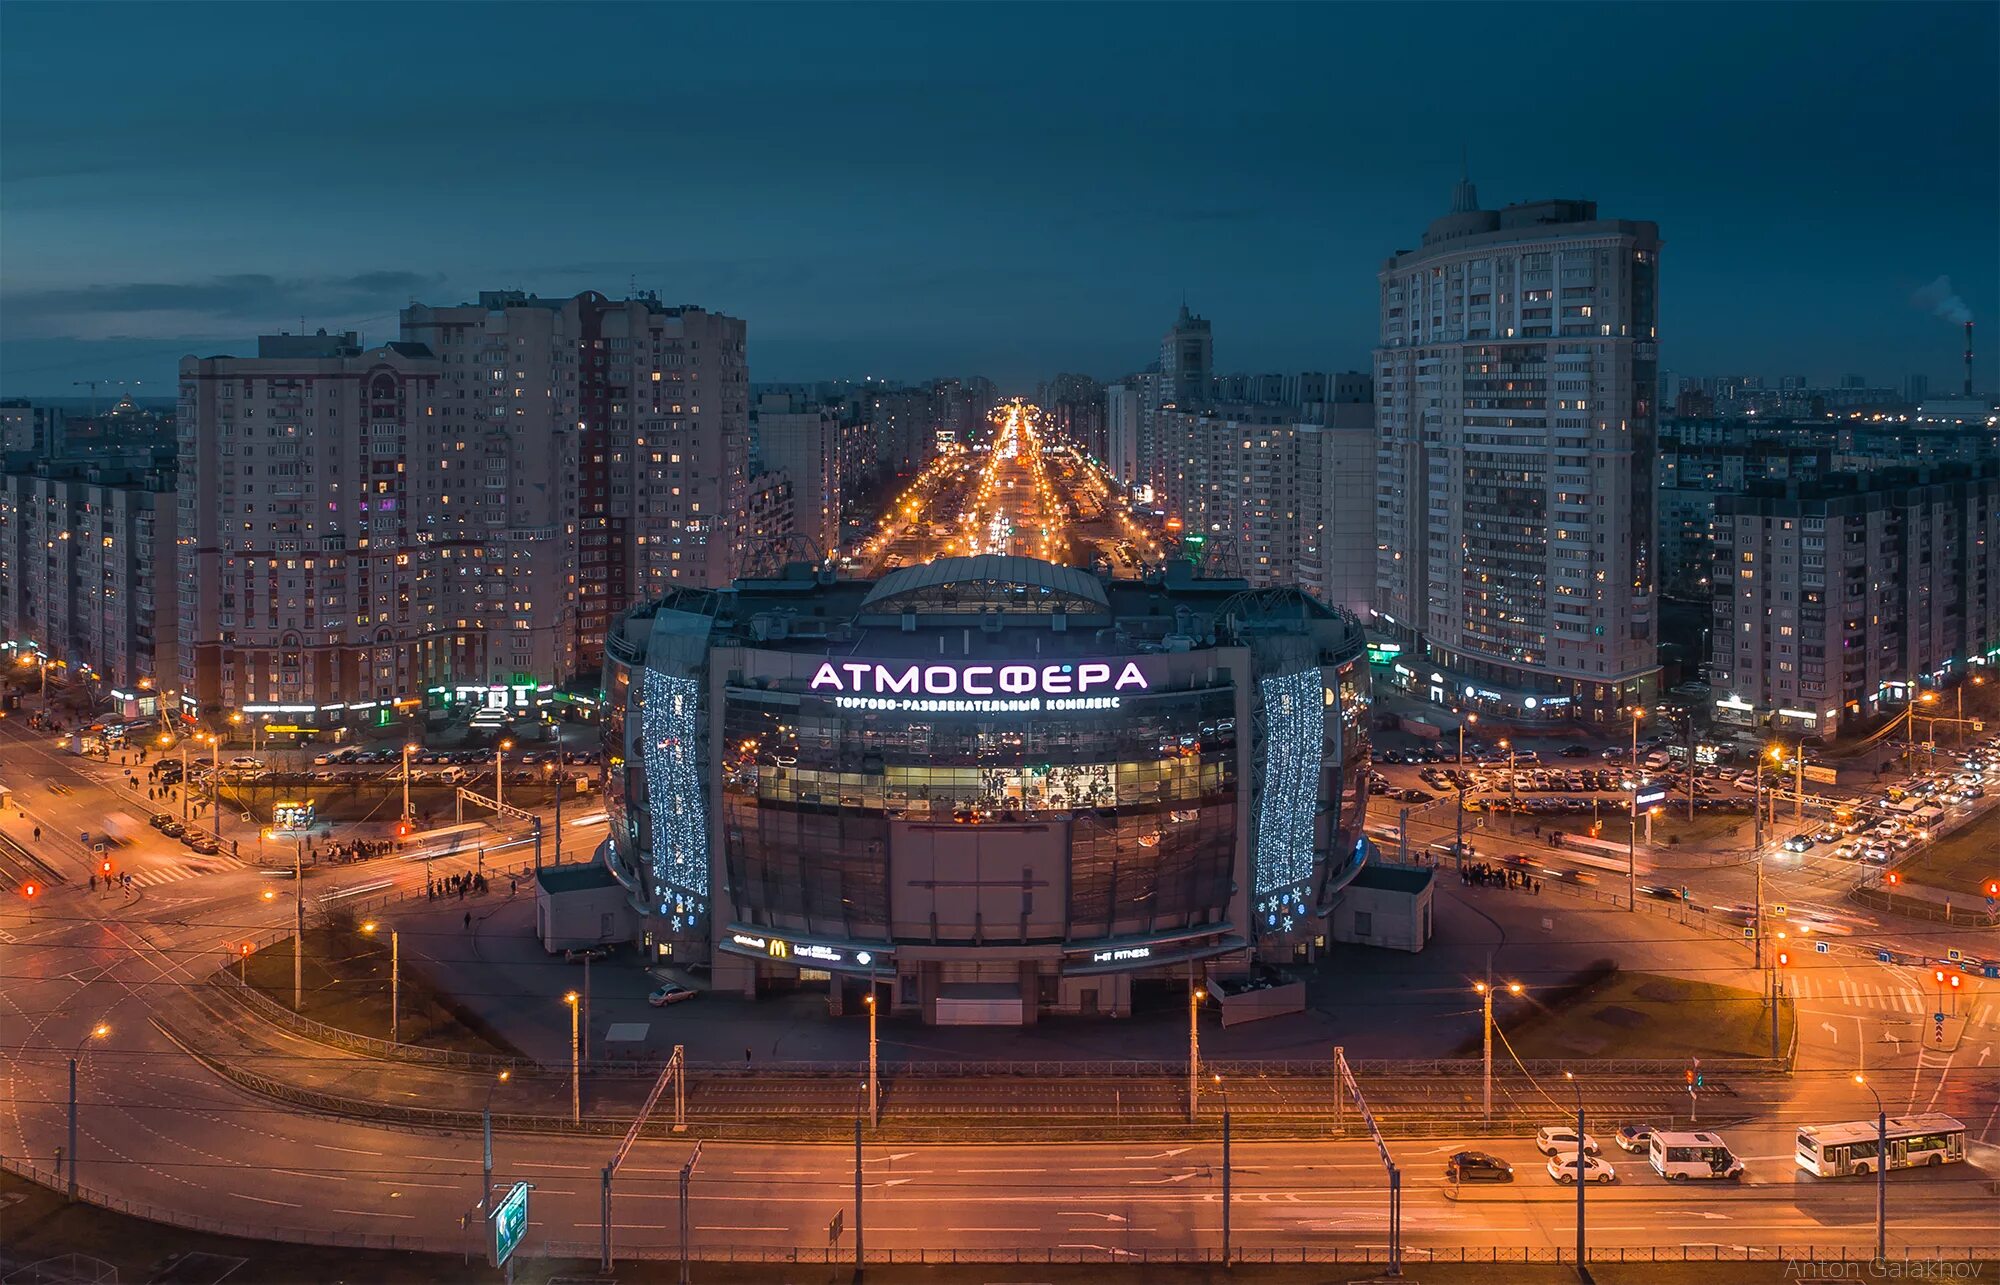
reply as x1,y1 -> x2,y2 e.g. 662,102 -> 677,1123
1187,966 -> 1200,1122
677,1142 -> 702,1285
866,990 -> 879,1127
66,1057 -> 77,1199
1221,1106 -> 1232,1266
854,1112 -> 865,1276
293,837 -> 305,1011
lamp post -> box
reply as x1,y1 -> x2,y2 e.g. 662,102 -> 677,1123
1563,1069 -> 1586,1273
564,990 -> 581,1125
496,738 -> 513,811
175,735 -> 190,820
65,1022 -> 111,1199
208,733 -> 223,844
1187,971 -> 1201,1123
1474,976 -> 1523,1125
865,990 -> 879,1128
1458,711 -> 1477,765
545,759 -> 564,865
1212,1073 -> 1232,1266
401,742 -> 418,826
1855,1073 -> 1887,1264
1629,705 -> 1645,774
362,920 -> 399,1043
481,1069 -> 510,1215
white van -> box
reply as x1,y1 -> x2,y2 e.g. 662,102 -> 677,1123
1649,1130 -> 1744,1181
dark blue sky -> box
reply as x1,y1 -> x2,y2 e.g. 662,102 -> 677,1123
3,2 -> 1995,396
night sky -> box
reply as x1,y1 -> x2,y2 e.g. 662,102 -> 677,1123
2,2 -> 1995,396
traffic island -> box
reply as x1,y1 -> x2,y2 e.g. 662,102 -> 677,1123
237,915 -> 520,1057
1486,968 -> 1794,1063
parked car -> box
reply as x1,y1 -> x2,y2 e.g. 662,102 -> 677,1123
1445,1151 -> 1514,1182
1547,1152 -> 1617,1184
184,832 -> 220,854
564,946 -> 611,964
158,819 -> 186,838
1559,744 -> 1593,758
647,983 -> 699,1007
1614,1124 -> 1657,1153
229,756 -> 265,770
148,812 -> 176,829
1535,1126 -> 1600,1156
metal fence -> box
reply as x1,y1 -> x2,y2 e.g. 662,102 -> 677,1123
8,1155 -> 1988,1270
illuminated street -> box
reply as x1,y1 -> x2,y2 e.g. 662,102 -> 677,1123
854,401 -> 1166,577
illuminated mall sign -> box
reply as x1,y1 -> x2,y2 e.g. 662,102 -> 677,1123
809,659 -> 1149,713
727,930 -> 879,969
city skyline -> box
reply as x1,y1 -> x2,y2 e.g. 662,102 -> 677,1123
3,2 -> 1997,396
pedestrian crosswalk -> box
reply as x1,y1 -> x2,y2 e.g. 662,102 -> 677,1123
120,855 -> 242,889
1788,974 -> 1996,1028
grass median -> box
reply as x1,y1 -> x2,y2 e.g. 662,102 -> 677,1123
240,913 -> 517,1057
1493,967 -> 1792,1062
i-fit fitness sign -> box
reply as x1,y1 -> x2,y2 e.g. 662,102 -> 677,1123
808,659 -> 1150,714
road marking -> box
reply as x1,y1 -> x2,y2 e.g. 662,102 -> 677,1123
1074,1166 -> 1159,1173
1132,1171 -> 1200,1185
696,1225 -> 787,1232
1058,1211 -> 1128,1222
332,1207 -> 414,1219
272,1168 -> 343,1181
313,1143 -> 383,1157
233,1193 -> 301,1207
949,1227 -> 1040,1233
1126,1148 -> 1191,1160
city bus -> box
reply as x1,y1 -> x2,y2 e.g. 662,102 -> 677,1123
1794,1114 -> 1966,1177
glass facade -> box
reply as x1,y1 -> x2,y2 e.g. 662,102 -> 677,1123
719,685 -> 1239,944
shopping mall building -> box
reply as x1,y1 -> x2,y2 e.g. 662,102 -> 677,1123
596,554 -> 1372,1023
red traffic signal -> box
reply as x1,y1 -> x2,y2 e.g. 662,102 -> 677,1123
1886,872 -> 1901,886
1987,880 -> 1998,897
1685,1068 -> 1695,1084
1936,970 -> 1948,984
100,859 -> 113,876
20,882 -> 38,899
1776,951 -> 1790,967
1949,975 -> 1961,990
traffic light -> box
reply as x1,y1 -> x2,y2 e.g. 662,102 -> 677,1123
20,882 -> 37,900
1987,880 -> 1998,897
1937,970 -> 1948,984
1886,872 -> 1901,886
100,859 -> 113,878
395,821 -> 412,839
1685,1067 -> 1695,1085
1950,974 -> 1962,990
1776,951 -> 1790,967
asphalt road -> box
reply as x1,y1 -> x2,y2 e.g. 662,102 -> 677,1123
6,700 -> 1999,1263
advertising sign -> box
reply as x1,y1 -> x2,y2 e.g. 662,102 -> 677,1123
806,657 -> 1151,715
492,1181 -> 530,1267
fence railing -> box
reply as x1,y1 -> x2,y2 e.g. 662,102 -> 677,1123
8,1155 -> 1988,1268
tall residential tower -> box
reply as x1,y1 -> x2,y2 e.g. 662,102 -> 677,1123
1374,183 -> 1661,723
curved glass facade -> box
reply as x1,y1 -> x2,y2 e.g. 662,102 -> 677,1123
720,684 -> 1238,943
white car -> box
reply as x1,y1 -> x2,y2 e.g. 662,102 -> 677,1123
229,755 -> 265,770
648,983 -> 698,1007
1547,1152 -> 1617,1184
1535,1126 -> 1600,1156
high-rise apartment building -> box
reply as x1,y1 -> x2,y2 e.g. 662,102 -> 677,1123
175,332 -> 455,717
0,400 -> 65,456
1708,463 -> 2000,737
752,393 -> 842,555
1374,182 -> 1662,723
1104,382 -> 1143,490
1137,306 -> 1212,495
0,459 -> 177,692
402,291 -> 749,672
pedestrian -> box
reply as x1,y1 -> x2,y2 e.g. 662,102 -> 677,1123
463,911 -> 472,930
745,1047 -> 752,1064
89,874 -> 96,892
32,826 -> 39,841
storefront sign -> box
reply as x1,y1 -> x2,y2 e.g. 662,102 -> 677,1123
1090,945 -> 1152,964
810,660 -> 1149,699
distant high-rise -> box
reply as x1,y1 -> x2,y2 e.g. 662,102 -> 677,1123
1141,305 -> 1212,494
1374,182 -> 1662,723
1104,381 -> 1143,489
1905,373 -> 1929,403
752,392 -> 842,556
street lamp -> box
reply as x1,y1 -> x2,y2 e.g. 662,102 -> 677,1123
1474,978 -> 1523,1124
401,742 -> 419,826
1563,1069 -> 1586,1272
496,737 -> 514,810
361,920 -> 399,1043
1458,712 -> 1477,765
1629,705 -> 1645,775
865,990 -> 879,1127
1854,1073 -> 1887,1263
481,1068 -> 511,1215
66,1021 -> 111,1198
1212,1073 -> 1233,1266
564,990 -> 581,1125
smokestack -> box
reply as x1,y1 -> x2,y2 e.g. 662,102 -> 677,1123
1966,320 -> 1975,398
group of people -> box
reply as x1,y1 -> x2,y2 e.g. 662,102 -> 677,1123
87,872 -> 134,893
429,870 -> 489,899
322,839 -> 390,863
1460,861 -> 1542,894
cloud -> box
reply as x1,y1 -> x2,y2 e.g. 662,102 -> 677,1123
0,270 -> 448,340
1911,275 -> 1974,326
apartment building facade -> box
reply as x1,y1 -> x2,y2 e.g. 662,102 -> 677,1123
1374,183 -> 1662,723
175,333 -> 455,718
1707,463 -> 2000,738
0,460 -> 177,692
